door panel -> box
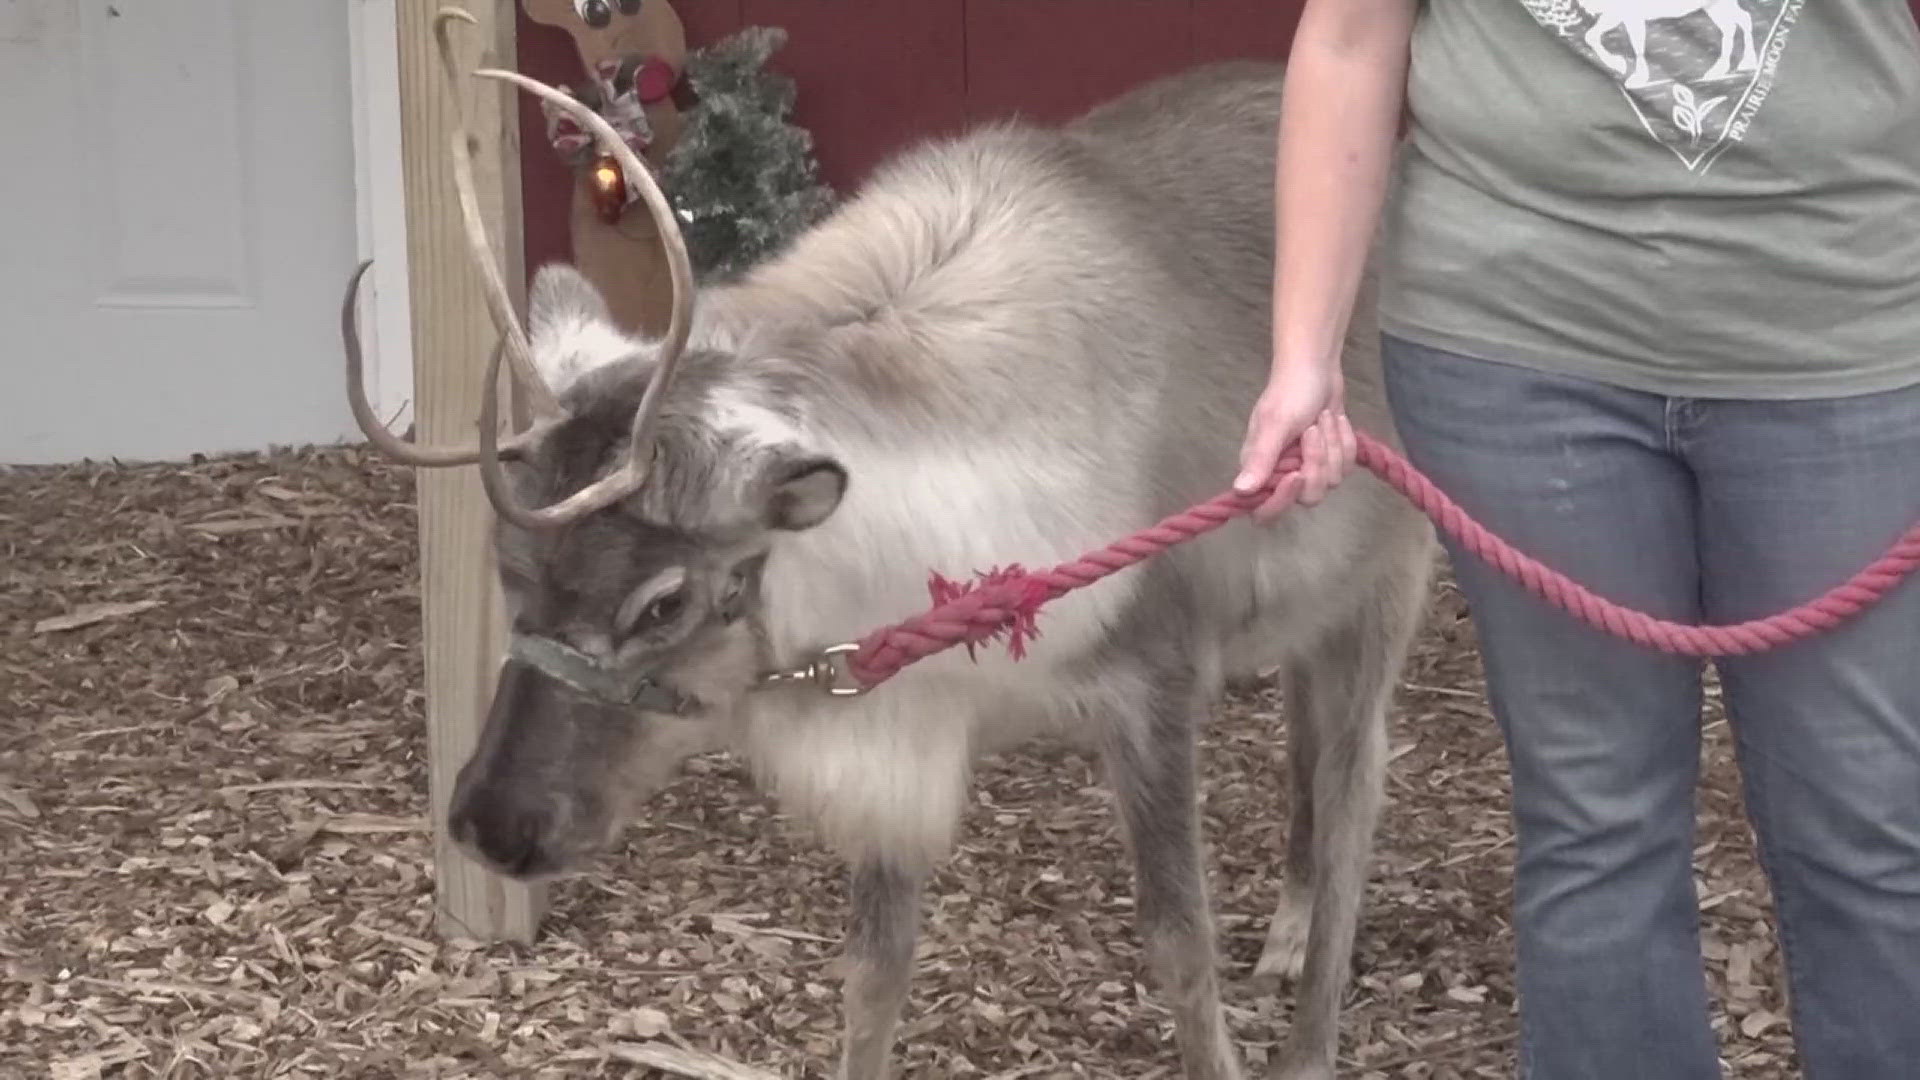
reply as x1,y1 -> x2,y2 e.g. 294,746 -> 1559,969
0,1 -> 360,464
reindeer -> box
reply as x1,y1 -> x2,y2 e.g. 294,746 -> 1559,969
339,12 -> 1439,1079
1577,0 -> 1760,89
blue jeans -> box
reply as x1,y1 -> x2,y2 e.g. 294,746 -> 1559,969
1378,334 -> 1920,1080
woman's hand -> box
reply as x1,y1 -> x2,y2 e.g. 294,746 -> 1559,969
1234,0 -> 1415,524
1234,356 -> 1357,523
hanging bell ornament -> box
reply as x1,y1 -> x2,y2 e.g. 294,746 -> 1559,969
588,151 -> 628,223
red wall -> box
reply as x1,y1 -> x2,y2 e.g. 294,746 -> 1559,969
513,0 -> 1308,275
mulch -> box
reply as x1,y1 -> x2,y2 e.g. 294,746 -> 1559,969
1,446 -> 1798,1078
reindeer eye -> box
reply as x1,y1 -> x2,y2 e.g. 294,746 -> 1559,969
616,0 -> 643,15
643,592 -> 684,625
616,568 -> 688,636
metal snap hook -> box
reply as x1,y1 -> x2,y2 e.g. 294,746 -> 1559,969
759,642 -> 869,698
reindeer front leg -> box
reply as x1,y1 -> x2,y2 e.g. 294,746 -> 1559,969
837,856 -> 925,1080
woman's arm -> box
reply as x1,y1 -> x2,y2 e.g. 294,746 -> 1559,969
1236,0 -> 1418,520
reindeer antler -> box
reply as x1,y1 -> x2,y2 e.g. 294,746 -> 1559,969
432,8 -> 566,420
337,7 -> 568,468
341,260 -> 551,466
339,6 -> 695,529
464,38 -> 696,529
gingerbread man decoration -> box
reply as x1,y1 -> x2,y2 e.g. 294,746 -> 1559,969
524,0 -> 688,334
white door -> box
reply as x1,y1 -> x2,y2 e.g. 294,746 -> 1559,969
0,1 -> 378,465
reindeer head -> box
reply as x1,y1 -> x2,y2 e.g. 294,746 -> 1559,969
339,9 -> 848,879
522,0 -> 685,71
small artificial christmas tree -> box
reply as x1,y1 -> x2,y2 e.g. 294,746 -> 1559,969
662,26 -> 837,281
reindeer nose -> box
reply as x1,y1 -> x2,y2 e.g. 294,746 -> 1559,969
448,782 -> 562,878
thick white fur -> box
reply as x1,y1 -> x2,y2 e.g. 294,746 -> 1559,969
748,431 -> 1158,868
528,307 -> 636,391
733,428 -> 1401,870
704,386 -> 806,450
525,90 -> 1419,873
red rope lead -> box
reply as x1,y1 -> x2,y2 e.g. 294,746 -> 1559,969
841,432 -> 1920,690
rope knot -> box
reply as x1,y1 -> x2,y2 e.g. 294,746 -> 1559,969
926,565 -> 1053,661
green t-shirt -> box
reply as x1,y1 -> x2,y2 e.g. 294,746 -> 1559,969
1378,0 -> 1920,399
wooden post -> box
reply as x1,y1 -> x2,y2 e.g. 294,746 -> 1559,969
396,0 -> 546,943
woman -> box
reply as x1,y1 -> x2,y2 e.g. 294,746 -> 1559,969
1234,1 -> 1920,1077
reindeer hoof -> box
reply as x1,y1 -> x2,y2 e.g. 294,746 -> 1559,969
1253,894 -> 1311,981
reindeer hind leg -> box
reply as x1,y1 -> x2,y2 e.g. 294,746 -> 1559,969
1100,662 -> 1247,1080
1270,555 -> 1431,1080
1254,668 -> 1318,982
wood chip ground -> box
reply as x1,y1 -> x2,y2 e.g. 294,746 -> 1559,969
1,447 -> 1798,1078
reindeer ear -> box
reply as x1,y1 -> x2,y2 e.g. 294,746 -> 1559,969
525,264 -> 633,394
529,263 -> 612,328
763,455 -> 847,531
